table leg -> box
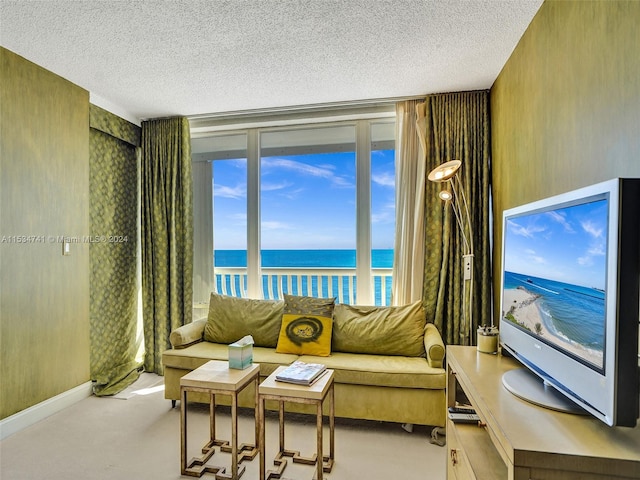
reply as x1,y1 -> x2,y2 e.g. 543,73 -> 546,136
259,395 -> 265,480
254,376 -> 259,450
231,393 -> 238,479
218,374 -> 260,467
330,383 -> 335,462
278,400 -> 285,454
316,401 -> 323,480
181,387 -> 188,475
210,392 -> 216,443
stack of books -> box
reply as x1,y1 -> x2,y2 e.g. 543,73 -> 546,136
275,361 -> 327,386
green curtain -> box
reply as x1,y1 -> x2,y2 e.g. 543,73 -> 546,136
421,91 -> 492,346
89,105 -> 142,396
141,117 -> 193,375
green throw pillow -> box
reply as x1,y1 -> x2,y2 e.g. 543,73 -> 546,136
275,295 -> 336,356
332,300 -> 427,357
204,293 -> 284,348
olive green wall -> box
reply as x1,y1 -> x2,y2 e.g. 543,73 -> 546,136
490,0 -> 640,320
1,48 -> 90,419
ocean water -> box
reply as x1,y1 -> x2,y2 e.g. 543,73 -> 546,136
503,271 -> 605,352
214,249 -> 394,268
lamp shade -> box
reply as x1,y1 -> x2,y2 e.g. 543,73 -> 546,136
438,190 -> 453,201
427,160 -> 461,183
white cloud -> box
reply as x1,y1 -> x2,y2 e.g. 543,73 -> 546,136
520,248 -> 546,264
581,220 -> 603,238
372,201 -> 395,224
262,158 -> 353,187
261,180 -> 293,192
317,163 -> 337,171
546,211 -> 575,233
577,255 -> 593,266
214,183 -> 245,199
277,187 -> 305,200
261,220 -> 293,230
372,171 -> 395,187
507,220 -> 546,238
531,255 -> 546,264
574,220 -> 606,267
372,211 -> 392,224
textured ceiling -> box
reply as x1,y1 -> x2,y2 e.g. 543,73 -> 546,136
0,0 -> 542,123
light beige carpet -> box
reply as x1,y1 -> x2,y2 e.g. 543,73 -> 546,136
112,372 -> 165,400
0,374 -> 446,480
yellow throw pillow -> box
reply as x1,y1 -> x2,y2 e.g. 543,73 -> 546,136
275,295 -> 335,356
276,313 -> 333,356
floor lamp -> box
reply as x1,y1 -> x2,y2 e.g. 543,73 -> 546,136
428,160 -> 475,345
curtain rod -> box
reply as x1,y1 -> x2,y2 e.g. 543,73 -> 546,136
188,95 -> 426,134
188,95 -> 426,121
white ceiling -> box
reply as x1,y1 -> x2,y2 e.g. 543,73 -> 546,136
0,0 -> 542,124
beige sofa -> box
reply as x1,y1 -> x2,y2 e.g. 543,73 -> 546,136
162,294 -> 446,427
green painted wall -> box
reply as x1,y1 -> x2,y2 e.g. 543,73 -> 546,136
0,48 -> 90,419
490,0 -> 640,319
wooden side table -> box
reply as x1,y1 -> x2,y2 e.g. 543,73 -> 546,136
258,367 -> 335,480
180,361 -> 261,479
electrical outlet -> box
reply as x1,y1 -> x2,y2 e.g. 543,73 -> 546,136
463,255 -> 472,280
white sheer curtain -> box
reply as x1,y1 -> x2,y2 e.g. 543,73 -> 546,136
392,100 -> 427,305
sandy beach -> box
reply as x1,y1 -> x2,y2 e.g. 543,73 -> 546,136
502,287 -> 603,367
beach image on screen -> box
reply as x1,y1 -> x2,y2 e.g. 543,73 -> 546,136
502,198 -> 608,370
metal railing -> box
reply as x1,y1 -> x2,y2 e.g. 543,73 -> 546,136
213,267 -> 393,306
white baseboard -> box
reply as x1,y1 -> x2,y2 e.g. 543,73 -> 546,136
0,381 -> 93,440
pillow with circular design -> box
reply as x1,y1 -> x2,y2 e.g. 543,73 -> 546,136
275,294 -> 335,356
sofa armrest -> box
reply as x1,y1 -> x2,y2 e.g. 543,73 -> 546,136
424,323 -> 445,369
169,319 -> 207,349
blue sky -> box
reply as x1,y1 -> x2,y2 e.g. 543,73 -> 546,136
212,150 -> 395,250
503,198 -> 608,289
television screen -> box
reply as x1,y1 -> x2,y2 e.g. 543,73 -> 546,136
499,178 -> 640,427
503,197 -> 607,372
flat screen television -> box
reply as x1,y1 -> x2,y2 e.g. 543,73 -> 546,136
499,178 -> 640,427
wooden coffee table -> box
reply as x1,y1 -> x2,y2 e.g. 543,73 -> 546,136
258,367 -> 335,480
180,360 -> 260,479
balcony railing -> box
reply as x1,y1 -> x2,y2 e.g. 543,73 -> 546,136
213,267 -> 393,306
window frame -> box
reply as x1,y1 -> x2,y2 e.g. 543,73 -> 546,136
191,109 -> 395,305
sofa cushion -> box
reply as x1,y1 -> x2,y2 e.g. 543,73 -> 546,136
282,294 -> 335,317
203,293 -> 284,348
162,342 -> 299,377
276,295 -> 335,356
332,301 -> 426,357
298,352 -> 445,389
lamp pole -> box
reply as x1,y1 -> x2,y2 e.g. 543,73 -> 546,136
428,160 -> 475,346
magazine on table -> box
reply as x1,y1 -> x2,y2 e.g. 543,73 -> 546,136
275,361 -> 327,386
